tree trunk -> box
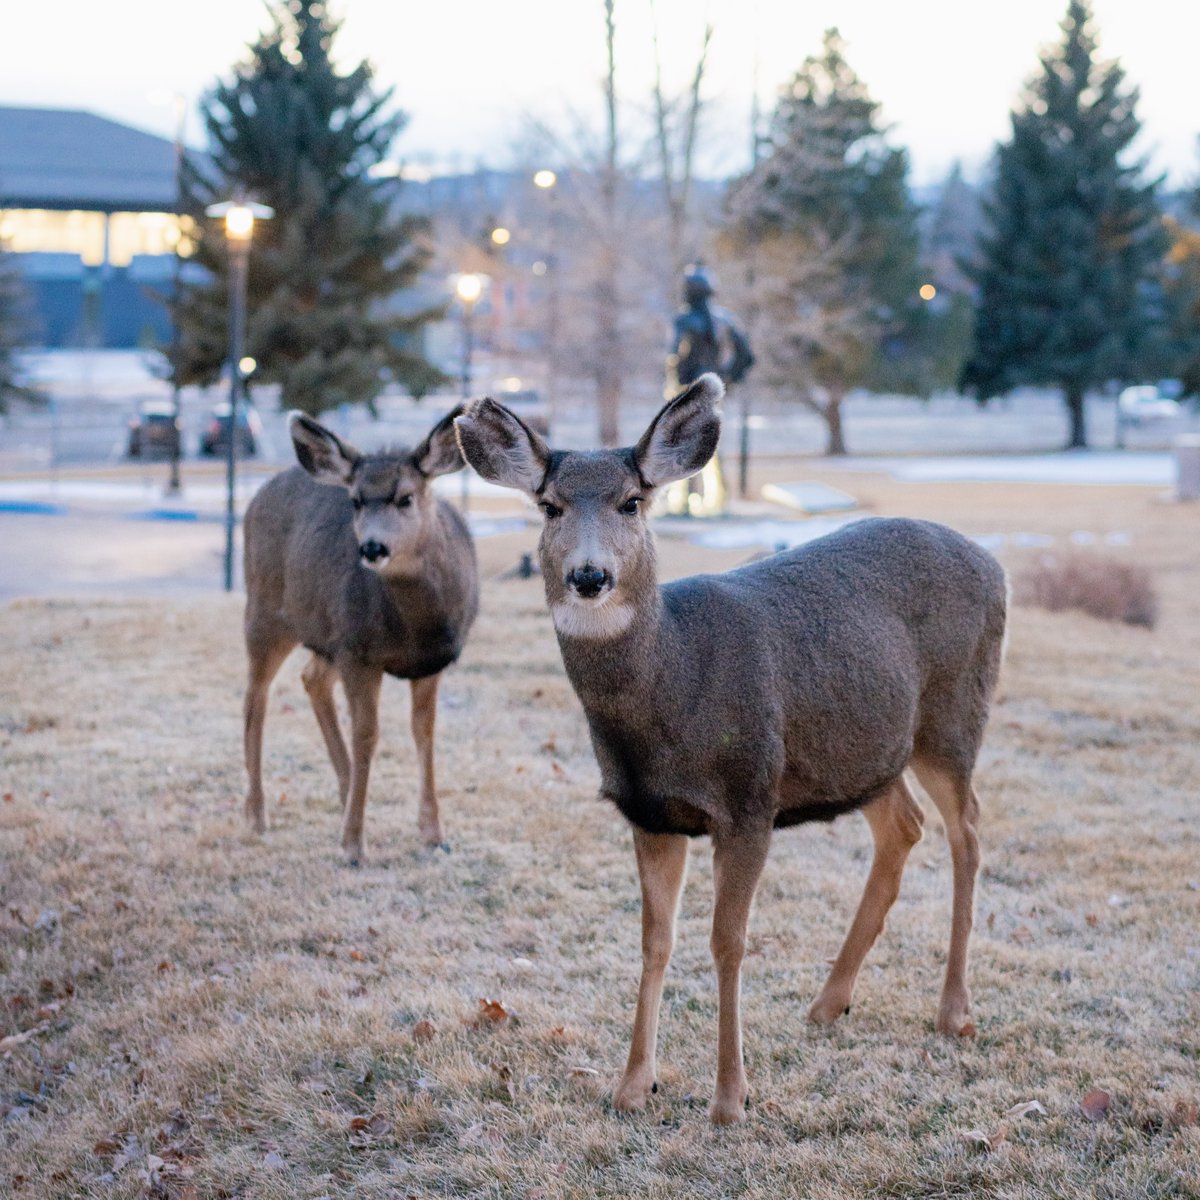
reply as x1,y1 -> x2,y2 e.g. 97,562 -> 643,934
824,393 -> 847,456
1064,383 -> 1087,449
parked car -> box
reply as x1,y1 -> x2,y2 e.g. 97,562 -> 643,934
1118,385 -> 1181,422
200,402 -> 262,457
1116,385 -> 1182,446
127,400 -> 182,459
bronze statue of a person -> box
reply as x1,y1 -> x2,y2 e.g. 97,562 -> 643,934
664,265 -> 753,515
669,265 -> 754,390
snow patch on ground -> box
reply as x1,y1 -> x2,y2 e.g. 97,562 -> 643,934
833,452 -> 1174,487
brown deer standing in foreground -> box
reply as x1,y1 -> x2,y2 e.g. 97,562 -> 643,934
242,409 -> 478,865
455,375 -> 1006,1124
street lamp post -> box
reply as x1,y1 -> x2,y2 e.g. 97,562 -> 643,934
206,199 -> 273,592
455,272 -> 484,513
164,92 -> 187,497
533,169 -> 559,434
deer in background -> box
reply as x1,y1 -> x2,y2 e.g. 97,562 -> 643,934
455,375 -> 1007,1124
242,408 -> 478,865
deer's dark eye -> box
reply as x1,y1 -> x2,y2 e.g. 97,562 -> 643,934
396,493 -> 414,509
540,501 -> 562,519
619,497 -> 642,515
351,496 -> 365,511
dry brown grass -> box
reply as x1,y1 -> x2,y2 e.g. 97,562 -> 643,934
1015,553 -> 1160,628
2,474 -> 1199,1199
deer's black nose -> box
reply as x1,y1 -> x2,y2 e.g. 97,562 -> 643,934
360,539 -> 389,563
567,564 -> 611,599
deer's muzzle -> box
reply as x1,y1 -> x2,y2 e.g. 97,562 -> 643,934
566,564 -> 611,599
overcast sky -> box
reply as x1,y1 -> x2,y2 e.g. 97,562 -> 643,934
4,0 -> 1198,187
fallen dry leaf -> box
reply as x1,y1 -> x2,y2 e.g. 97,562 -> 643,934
1085,913 -> 1100,927
349,949 -> 367,962
958,1021 -> 978,1039
962,1128 -> 1004,1152
473,997 -> 511,1028
411,1019 -> 436,1043
959,1099 -> 1047,1154
1004,1099 -> 1048,1121
1081,1089 -> 1111,1121
348,1112 -> 393,1143
1168,1099 -> 1199,1129
492,1062 -> 516,1100
2,792 -> 13,803
0,1023 -> 49,1052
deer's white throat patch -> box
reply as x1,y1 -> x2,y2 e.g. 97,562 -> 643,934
551,596 -> 636,640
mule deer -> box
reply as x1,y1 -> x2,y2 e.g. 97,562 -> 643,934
455,375 -> 1006,1124
242,408 -> 478,864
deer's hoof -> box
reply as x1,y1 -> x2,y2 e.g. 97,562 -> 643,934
709,1091 -> 749,1126
807,991 -> 851,1026
936,993 -> 973,1037
612,1073 -> 655,1114
244,807 -> 267,835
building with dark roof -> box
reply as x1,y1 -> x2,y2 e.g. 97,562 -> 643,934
0,106 -> 188,348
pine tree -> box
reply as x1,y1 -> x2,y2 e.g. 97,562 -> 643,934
724,29 -> 925,455
1161,161 -> 1200,399
175,0 -> 444,417
961,0 -> 1167,447
0,239 -> 43,415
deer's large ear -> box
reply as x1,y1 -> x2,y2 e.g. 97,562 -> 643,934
634,373 -> 723,488
289,412 -> 360,487
454,398 -> 550,496
413,405 -> 466,477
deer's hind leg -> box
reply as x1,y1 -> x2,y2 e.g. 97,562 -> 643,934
910,757 -> 981,1036
808,777 -> 925,1025
302,654 -> 351,809
244,628 -> 296,833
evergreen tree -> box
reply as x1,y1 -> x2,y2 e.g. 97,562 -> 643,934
724,29 -> 925,454
961,0 -> 1167,447
1161,159 -> 1200,399
0,239 -> 43,415
175,0 -> 444,417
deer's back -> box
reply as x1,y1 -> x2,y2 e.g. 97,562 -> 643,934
244,467 -> 478,677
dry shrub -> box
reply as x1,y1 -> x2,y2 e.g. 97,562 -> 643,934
1015,553 -> 1158,628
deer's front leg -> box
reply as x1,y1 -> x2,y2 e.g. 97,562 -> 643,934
613,830 -> 689,1114
409,674 -> 444,847
708,826 -> 771,1125
339,661 -> 383,866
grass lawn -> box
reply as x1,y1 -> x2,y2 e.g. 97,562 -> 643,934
2,468 -> 1198,1198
